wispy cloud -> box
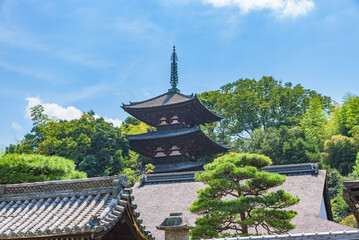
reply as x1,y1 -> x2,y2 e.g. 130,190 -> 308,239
203,0 -> 315,18
11,122 -> 22,130
0,24 -> 114,69
0,59 -> 62,83
57,84 -> 113,104
25,97 -> 123,127
110,17 -> 164,42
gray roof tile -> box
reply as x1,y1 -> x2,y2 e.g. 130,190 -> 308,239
123,92 -> 194,109
132,170 -> 354,240
0,177 -> 151,239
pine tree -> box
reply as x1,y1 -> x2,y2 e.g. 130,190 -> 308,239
189,153 -> 299,239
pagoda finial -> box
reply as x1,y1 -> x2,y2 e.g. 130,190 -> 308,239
169,45 -> 179,92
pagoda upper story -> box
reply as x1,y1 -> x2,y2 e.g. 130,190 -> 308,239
122,91 -> 223,129
122,46 -> 228,173
122,46 -> 222,129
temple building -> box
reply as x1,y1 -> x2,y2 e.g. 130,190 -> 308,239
0,176 -> 152,240
1,47 -> 358,240
122,46 -> 228,173
129,48 -> 356,240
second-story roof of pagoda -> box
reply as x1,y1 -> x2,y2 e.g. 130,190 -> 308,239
127,126 -> 229,159
122,91 -> 222,127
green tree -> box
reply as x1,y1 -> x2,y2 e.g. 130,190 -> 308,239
6,106 -> 129,177
323,135 -> 359,175
188,153 -> 299,239
337,94 -> 359,137
122,121 -> 153,178
198,77 -> 332,140
297,98 -> 327,151
324,166 -> 344,199
340,215 -> 358,228
331,188 -> 351,223
0,153 -> 86,184
240,126 -> 322,165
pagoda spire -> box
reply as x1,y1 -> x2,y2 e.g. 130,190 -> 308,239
169,46 -> 180,92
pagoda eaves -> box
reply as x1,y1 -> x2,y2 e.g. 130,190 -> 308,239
122,91 -> 222,128
128,126 -> 229,160
123,46 -> 228,173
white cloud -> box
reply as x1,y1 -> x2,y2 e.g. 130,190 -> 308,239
104,117 -> 123,128
11,122 -> 22,130
25,97 -> 83,121
203,0 -> 315,18
25,97 -> 123,127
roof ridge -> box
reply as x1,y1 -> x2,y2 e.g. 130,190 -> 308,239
124,92 -> 171,106
0,184 -> 154,240
128,126 -> 201,140
0,176 -> 129,198
122,91 -> 195,109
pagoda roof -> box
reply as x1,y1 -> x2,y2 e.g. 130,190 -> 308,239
128,126 -> 229,159
149,159 -> 204,173
122,91 -> 223,127
123,91 -> 194,109
128,126 -> 199,141
0,176 -> 152,240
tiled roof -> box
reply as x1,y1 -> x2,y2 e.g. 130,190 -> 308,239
148,160 -> 204,174
122,92 -> 194,109
128,126 -> 201,141
122,91 -> 223,127
128,126 -> 229,160
211,230 -> 359,240
261,163 -> 319,176
132,170 -> 354,240
0,177 -> 152,240
140,163 -> 319,185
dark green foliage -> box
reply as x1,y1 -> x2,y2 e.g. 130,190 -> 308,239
0,154 -> 86,184
124,116 -> 141,127
323,134 -> 359,175
6,106 -> 129,177
324,166 -> 344,199
189,153 -> 299,239
240,126 -> 322,165
337,95 -> 359,137
297,98 -> 327,152
198,76 -> 332,140
331,188 -> 351,223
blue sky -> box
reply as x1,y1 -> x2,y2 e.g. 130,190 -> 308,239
0,0 -> 358,149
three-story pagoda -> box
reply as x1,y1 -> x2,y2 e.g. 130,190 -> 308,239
122,47 -> 228,173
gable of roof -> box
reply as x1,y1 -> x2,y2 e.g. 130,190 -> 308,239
0,177 -> 153,240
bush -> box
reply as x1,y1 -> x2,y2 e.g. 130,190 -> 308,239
0,154 -> 86,184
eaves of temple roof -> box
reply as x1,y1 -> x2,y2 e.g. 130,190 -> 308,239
0,177 -> 152,240
127,126 -> 229,159
121,91 -> 223,127
122,91 -> 195,109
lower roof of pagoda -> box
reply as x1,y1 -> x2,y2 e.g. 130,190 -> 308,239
127,126 -> 229,159
121,91 -> 223,128
150,156 -> 205,173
